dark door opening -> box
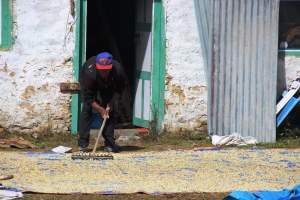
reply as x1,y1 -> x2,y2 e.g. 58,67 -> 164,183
86,0 -> 135,87
86,0 -> 136,128
278,0 -> 300,50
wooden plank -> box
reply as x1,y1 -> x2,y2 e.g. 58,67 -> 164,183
276,81 -> 300,114
60,82 -> 81,91
90,129 -> 140,137
114,129 -> 140,135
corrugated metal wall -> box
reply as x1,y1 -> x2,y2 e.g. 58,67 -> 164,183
194,0 -> 210,77
195,0 -> 280,142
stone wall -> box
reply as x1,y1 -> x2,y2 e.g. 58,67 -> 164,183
163,0 -> 208,132
0,1 -> 75,133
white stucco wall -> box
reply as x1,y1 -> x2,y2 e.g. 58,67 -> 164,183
277,56 -> 300,98
0,1 -> 75,133
163,0 -> 207,132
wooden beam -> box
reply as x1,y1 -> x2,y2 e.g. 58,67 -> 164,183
60,82 -> 81,91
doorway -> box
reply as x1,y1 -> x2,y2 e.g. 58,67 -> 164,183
86,0 -> 135,87
85,0 -> 136,128
73,0 -> 165,132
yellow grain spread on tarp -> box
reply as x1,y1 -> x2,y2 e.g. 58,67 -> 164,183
0,149 -> 299,194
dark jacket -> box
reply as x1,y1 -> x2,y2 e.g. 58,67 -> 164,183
80,56 -> 125,107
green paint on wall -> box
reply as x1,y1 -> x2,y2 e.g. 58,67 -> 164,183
0,0 -> 13,50
278,50 -> 300,57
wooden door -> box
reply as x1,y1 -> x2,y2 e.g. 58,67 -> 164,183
133,0 -> 153,128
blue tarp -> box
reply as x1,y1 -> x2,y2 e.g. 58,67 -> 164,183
224,184 -> 300,200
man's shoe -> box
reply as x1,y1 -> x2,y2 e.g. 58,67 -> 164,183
104,146 -> 119,153
115,144 -> 121,149
79,145 -> 88,152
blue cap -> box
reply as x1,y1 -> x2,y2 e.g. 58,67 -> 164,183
96,52 -> 113,70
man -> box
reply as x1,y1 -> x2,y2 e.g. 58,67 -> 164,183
78,52 -> 125,153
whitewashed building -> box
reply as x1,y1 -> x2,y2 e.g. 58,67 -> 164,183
0,0 -> 298,142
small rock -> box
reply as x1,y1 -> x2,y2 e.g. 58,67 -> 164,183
32,133 -> 38,139
133,136 -> 141,141
116,135 -> 131,142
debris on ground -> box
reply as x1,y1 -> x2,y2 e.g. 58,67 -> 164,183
0,137 -> 37,149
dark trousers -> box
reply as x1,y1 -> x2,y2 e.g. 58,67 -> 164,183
78,101 -> 116,148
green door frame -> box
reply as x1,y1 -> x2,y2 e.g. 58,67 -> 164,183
71,0 -> 86,134
152,0 -> 166,131
71,0 -> 165,133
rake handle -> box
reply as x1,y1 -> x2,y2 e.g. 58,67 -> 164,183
92,116 -> 107,155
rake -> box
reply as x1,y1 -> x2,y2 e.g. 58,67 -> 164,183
71,116 -> 114,160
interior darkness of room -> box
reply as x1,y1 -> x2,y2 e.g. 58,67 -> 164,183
86,0 -> 136,87
278,1 -> 300,49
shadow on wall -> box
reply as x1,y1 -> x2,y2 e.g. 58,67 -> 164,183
277,56 -> 287,100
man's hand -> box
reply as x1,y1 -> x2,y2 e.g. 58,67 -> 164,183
107,102 -> 114,112
99,107 -> 109,118
91,102 -> 109,118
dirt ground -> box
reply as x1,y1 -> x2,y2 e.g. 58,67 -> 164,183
22,192 -> 230,200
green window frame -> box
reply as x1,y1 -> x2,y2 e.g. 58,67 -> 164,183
0,0 -> 13,50
278,0 -> 300,57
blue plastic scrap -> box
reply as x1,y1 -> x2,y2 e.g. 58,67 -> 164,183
277,96 -> 300,127
223,184 -> 300,200
91,113 -> 103,129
